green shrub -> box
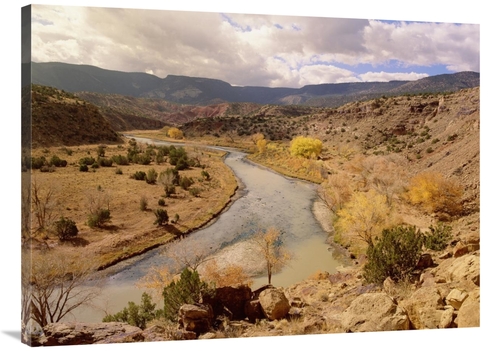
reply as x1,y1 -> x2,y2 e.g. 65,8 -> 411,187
103,292 -> 158,329
189,187 -> 201,197
54,217 -> 78,241
158,198 -> 166,206
111,154 -> 129,165
131,171 -> 146,180
31,156 -> 46,170
97,145 -> 106,157
154,208 -> 169,226
201,170 -> 210,180
79,156 -> 96,165
145,168 -> 158,184
179,176 -> 194,190
424,222 -> 452,251
79,164 -> 89,172
363,225 -> 424,284
97,157 -> 113,167
50,155 -> 67,167
164,185 -> 176,198
162,268 -> 215,321
115,168 -> 123,175
87,209 -> 111,228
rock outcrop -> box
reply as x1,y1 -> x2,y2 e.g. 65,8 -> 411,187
258,287 -> 291,321
341,292 -> 409,332
35,322 -> 144,346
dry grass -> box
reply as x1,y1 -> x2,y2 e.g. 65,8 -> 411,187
27,140 -> 238,270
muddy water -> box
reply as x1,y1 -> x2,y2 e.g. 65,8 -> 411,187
70,139 -> 345,322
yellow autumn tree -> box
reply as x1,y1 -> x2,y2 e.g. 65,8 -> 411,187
167,127 -> 184,140
407,172 -> 463,215
336,189 -> 393,246
256,138 -> 267,154
289,136 -> 323,159
201,260 -> 253,288
251,227 -> 292,285
250,133 -> 265,145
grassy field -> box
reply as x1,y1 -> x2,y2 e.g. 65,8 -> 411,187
26,138 -> 238,270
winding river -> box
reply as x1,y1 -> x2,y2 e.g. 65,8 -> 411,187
71,137 -> 347,322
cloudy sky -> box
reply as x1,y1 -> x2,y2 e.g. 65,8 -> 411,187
29,3 -> 479,88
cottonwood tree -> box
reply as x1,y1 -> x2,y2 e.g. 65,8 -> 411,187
250,132 -> 265,145
167,127 -> 184,140
22,251 -> 102,336
318,172 -> 353,214
200,260 -> 253,288
335,189 -> 393,246
251,227 -> 291,285
289,136 -> 323,159
406,172 -> 463,216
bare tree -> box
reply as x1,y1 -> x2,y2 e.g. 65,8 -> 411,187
31,178 -> 57,233
251,227 -> 291,285
317,172 -> 353,214
162,238 -> 213,272
22,251 -> 102,335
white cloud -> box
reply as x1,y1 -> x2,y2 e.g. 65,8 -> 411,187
30,5 -> 480,88
362,20 -> 479,71
359,71 -> 429,82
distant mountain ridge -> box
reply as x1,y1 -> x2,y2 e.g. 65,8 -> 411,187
31,62 -> 480,107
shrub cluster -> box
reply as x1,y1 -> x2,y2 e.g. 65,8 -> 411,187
363,225 -> 424,284
87,209 -> 111,228
102,292 -> 158,329
162,268 -> 215,321
54,217 -> 78,241
154,208 -> 169,226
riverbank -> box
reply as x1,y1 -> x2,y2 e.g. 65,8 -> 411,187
26,140 -> 239,273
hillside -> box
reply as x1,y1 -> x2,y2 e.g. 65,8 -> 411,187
32,62 -> 479,107
30,85 -> 123,147
182,88 -> 480,214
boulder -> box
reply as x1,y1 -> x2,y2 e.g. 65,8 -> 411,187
244,299 -> 265,322
453,241 -> 469,257
340,293 -> 409,332
416,253 -> 434,269
178,304 -> 214,335
446,289 -> 469,310
439,306 -> 455,328
400,286 -> 445,329
39,322 -> 144,346
258,287 -> 291,321
456,288 -> 480,328
203,284 -> 252,320
444,254 -> 480,286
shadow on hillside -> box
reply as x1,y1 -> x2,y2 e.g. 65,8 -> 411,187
66,237 -> 90,247
165,224 -> 184,238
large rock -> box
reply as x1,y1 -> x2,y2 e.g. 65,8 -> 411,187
446,289 -> 469,310
340,293 -> 409,332
244,299 -> 265,323
39,322 -> 144,346
258,287 -> 291,321
178,304 -> 214,335
400,286 -> 445,329
203,284 -> 252,320
444,254 -> 480,286
456,288 -> 480,328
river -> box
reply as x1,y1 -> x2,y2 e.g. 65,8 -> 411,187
70,137 -> 346,322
